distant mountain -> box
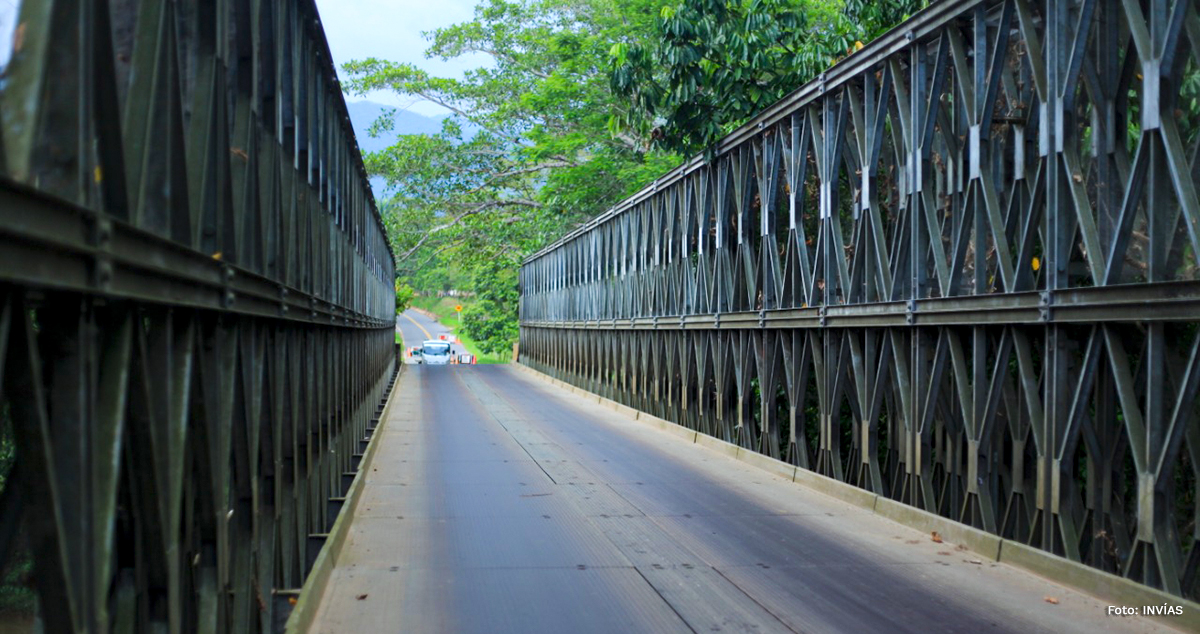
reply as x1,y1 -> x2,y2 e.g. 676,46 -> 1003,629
345,100 -> 446,199
345,100 -> 445,154
344,100 -> 480,200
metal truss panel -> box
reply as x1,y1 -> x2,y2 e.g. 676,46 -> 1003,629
0,1 -> 397,631
521,0 -> 1200,602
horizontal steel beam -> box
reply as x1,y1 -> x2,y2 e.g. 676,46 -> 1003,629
522,279 -> 1200,330
0,180 -> 390,329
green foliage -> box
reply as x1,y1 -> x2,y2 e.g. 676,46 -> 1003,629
460,257 -> 521,355
610,0 -> 925,155
0,552 -> 34,615
349,0 -> 922,353
0,406 -> 32,617
0,404 -> 13,493
394,280 -> 415,315
344,0 -> 677,353
408,296 -> 509,361
411,295 -> 476,321
406,260 -> 470,295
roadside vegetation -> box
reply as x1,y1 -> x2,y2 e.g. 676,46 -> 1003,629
0,410 -> 34,620
409,296 -> 509,363
411,296 -> 476,324
360,0 -> 926,355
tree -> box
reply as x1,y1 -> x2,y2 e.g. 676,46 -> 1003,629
394,280 -> 415,314
609,0 -> 925,156
460,257 -> 521,355
353,0 -> 923,353
344,0 -> 677,351
344,0 -> 677,264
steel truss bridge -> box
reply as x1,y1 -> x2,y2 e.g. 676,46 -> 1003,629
0,1 -> 396,632
521,0 -> 1200,602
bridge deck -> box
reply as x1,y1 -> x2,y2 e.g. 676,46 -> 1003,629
309,365 -> 1170,633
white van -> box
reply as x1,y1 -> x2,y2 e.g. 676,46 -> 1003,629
417,340 -> 453,365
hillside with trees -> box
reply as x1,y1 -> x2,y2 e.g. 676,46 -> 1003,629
346,0 -> 925,355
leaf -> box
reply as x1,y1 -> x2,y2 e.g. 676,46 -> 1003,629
610,43 -> 627,66
349,0 -> 923,348
931,531 -> 943,543
1043,596 -> 1059,605
357,594 -> 370,601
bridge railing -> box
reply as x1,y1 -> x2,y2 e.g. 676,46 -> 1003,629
521,0 -> 1200,600
0,1 -> 396,631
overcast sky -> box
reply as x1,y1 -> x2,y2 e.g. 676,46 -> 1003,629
0,1 -> 486,117
314,0 -> 489,116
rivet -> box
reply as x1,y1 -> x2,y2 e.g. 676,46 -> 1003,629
95,260 -> 113,286
95,218 -> 112,246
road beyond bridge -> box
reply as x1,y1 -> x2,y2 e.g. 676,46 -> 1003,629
304,364 -> 1180,633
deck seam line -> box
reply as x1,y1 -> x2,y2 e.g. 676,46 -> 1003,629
454,369 -> 560,485
493,366 -> 809,633
630,566 -> 700,634
708,566 -> 802,634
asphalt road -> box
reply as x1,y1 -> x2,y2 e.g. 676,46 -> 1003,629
396,308 -> 465,362
310,365 -> 1176,634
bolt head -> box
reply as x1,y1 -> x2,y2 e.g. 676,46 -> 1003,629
95,261 -> 113,285
96,219 -> 112,244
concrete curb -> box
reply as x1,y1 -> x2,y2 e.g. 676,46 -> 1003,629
998,539 -> 1198,628
873,497 -> 1002,561
285,364 -> 406,633
790,467 -> 877,511
512,362 -> 1200,631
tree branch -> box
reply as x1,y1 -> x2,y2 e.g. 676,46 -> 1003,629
475,47 -> 553,80
395,198 -> 544,262
404,87 -> 530,148
466,161 -> 576,194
